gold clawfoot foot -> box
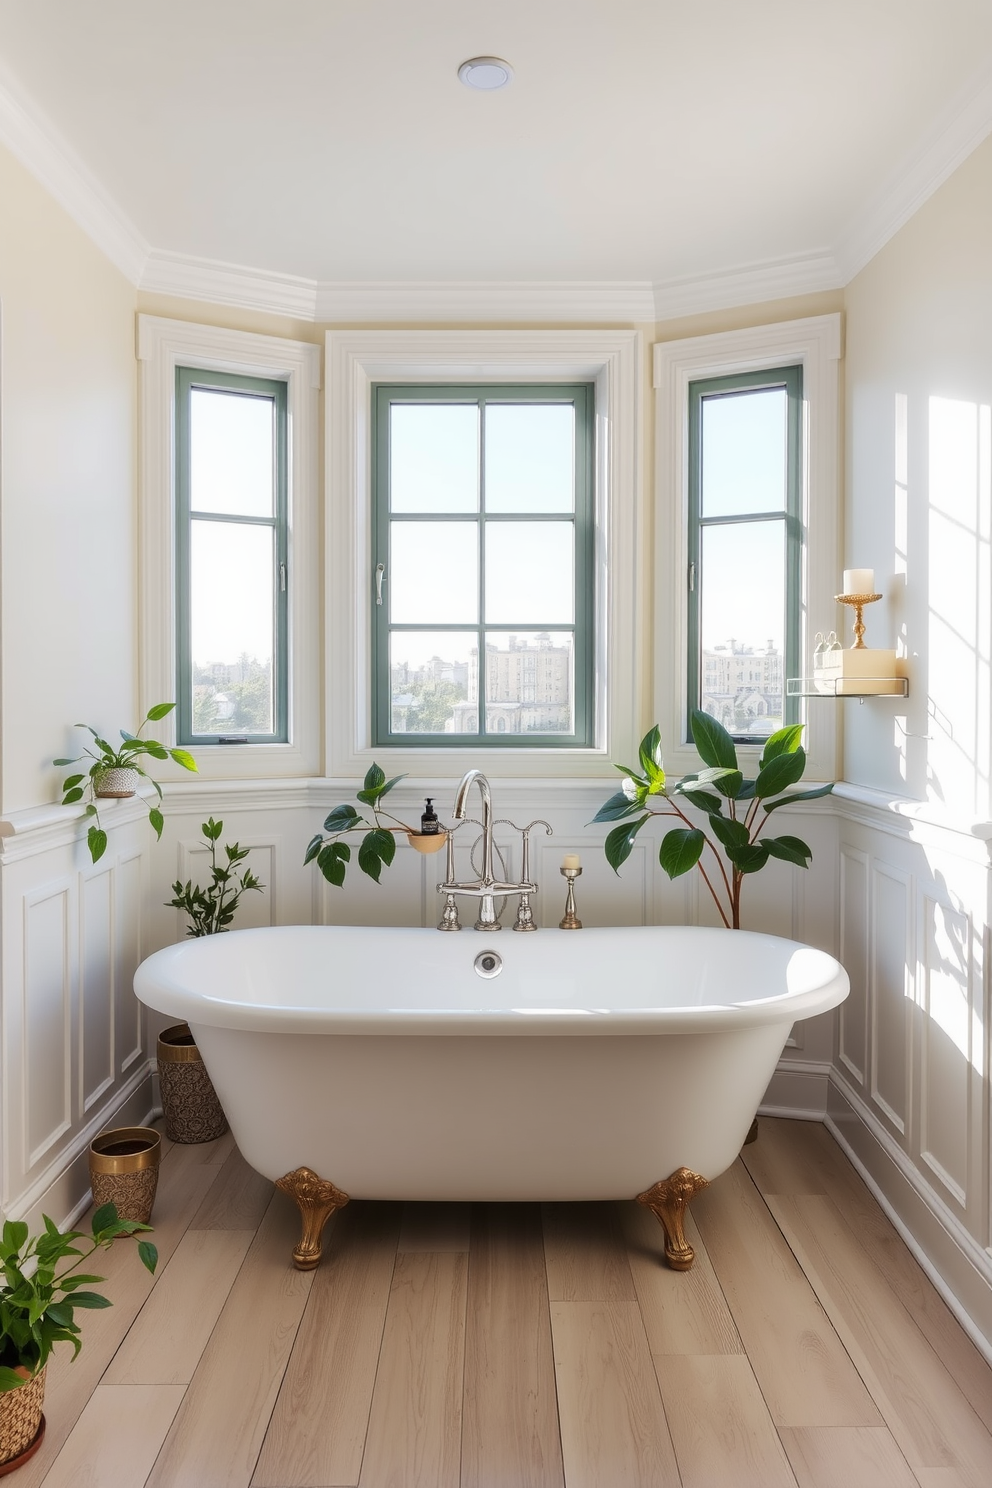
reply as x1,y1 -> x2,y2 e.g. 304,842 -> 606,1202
636,1167 -> 710,1270
275,1167 -> 350,1270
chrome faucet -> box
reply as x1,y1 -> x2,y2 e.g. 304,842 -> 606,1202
437,769 -> 538,931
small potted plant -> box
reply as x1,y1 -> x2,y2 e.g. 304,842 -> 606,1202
158,818 -> 263,1143
305,763 -> 447,889
55,702 -> 198,864
0,1205 -> 157,1469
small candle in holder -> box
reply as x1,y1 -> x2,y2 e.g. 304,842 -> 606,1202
843,568 -> 874,595
562,853 -> 581,871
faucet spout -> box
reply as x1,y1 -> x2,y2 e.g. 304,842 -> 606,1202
441,769 -> 537,931
453,768 -> 494,885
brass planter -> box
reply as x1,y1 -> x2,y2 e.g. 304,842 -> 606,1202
157,1023 -> 228,1144
88,1126 -> 161,1225
0,1365 -> 46,1470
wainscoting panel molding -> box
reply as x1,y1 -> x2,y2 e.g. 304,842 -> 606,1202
919,893 -> 975,1218
869,861 -> 912,1138
80,862 -> 114,1113
839,846 -> 869,1088
23,878 -> 73,1169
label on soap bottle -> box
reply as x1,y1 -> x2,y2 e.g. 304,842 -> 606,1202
420,797 -> 440,834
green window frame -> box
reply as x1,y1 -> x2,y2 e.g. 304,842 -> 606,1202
175,366 -> 289,746
687,364 -> 803,744
372,382 -> 595,748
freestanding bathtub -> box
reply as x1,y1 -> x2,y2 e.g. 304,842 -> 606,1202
134,924 -> 848,1270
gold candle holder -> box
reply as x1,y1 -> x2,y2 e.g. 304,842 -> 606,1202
559,866 -> 582,929
836,591 -> 882,649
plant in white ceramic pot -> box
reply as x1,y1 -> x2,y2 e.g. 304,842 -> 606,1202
166,817 -> 264,936
0,1205 -> 157,1466
55,703 -> 198,864
593,711 -> 834,928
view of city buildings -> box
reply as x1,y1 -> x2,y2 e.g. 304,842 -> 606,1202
390,633 -> 572,734
700,637 -> 784,736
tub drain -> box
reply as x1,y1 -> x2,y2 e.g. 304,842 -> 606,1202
474,950 -> 503,978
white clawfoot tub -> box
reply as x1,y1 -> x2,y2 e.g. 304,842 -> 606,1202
134,924 -> 848,1269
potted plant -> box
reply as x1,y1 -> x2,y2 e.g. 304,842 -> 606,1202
593,711 -> 834,928
0,1204 -> 157,1468
305,764 -> 446,889
165,817 -> 263,936
55,702 -> 198,864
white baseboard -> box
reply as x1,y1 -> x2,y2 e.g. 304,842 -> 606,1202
759,1058 -> 833,1120
827,1073 -> 992,1366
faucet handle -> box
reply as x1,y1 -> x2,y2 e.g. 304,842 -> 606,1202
495,818 -> 553,841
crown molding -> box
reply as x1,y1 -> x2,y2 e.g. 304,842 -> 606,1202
140,249 -> 319,320
0,61 -> 147,283
315,280 -> 657,323
835,57 -> 992,283
652,252 -> 842,321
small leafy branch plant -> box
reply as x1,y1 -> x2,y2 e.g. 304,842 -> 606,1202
55,702 -> 198,865
593,710 -> 834,929
167,818 -> 264,936
305,764 -> 414,887
0,1204 -> 157,1392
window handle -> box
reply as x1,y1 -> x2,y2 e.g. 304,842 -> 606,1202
688,561 -> 696,592
375,562 -> 385,605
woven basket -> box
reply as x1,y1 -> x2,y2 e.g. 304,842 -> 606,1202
158,1024 -> 228,1144
0,1366 -> 46,1466
92,766 -> 139,799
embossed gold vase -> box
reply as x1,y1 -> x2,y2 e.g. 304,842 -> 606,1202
157,1023 -> 228,1144
88,1126 -> 161,1225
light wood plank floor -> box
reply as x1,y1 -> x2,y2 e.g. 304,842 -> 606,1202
20,1118 -> 992,1488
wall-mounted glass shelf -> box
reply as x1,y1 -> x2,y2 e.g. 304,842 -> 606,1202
787,676 -> 909,699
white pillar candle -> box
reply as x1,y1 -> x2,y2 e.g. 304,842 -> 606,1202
562,853 -> 581,870
843,568 -> 874,595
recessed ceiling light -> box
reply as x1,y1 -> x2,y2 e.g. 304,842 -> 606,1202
458,56 -> 514,91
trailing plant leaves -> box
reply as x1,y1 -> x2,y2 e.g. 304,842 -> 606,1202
358,830 -> 389,882
61,773 -> 85,790
604,814 -> 651,873
137,1240 -> 158,1273
363,762 -> 385,794
591,790 -> 642,823
303,833 -> 323,866
759,723 -> 804,768
762,782 -> 835,814
169,748 -> 198,772
317,841 -> 350,887
144,744 -> 170,761
754,747 -> 807,799
87,826 -> 108,864
62,788 -> 85,805
760,834 -> 813,867
369,829 -> 396,867
146,702 -> 176,722
64,1291 -> 112,1310
149,808 -> 164,840
689,710 -> 739,771
91,1205 -> 119,1235
323,803 -> 361,833
659,827 -> 705,879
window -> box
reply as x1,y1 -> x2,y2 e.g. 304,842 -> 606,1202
175,368 -> 288,745
687,365 -> 802,743
371,383 -> 595,747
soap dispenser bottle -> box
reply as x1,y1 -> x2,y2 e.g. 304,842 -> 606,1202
420,798 -> 440,835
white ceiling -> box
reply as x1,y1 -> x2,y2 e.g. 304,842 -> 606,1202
1,1 -> 991,316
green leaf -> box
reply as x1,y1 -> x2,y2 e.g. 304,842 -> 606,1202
62,788 -> 85,805
203,818 -> 223,840
145,702 -> 176,722
676,787 -> 724,813
91,1204 -> 118,1234
303,833 -> 323,866
363,762 -> 385,795
591,790 -> 642,823
368,828 -> 396,866
736,779 -> 757,800
733,844 -> 771,874
762,782 -> 835,814
138,1239 -> 158,1274
696,766 -> 744,799
759,723 -> 804,768
316,842 -> 349,887
66,1291 -> 112,1310
358,831 -> 387,882
61,773 -> 85,790
2,1221 -> 28,1253
707,814 -> 750,852
144,744 -> 169,761
169,748 -> 198,772
87,826 -> 108,864
759,834 -> 813,867
659,827 -> 705,879
604,814 -> 651,874
689,710 -> 739,770
0,1366 -> 30,1394
149,807 -> 164,840
53,757 -> 81,767
754,747 -> 807,800
322,803 -> 361,833
378,773 -> 406,798
637,727 -> 665,788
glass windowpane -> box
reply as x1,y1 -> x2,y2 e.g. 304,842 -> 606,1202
701,387 -> 787,517
484,631 -> 574,735
699,521 -> 785,740
389,631 -> 477,734
390,405 -> 479,512
191,520 -> 274,734
484,404 -> 574,513
190,388 -> 274,517
390,522 -> 478,624
485,523 -> 574,625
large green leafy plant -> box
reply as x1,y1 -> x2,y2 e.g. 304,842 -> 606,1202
55,703 -> 198,864
305,764 -> 411,887
166,817 -> 263,936
593,710 -> 833,928
0,1204 -> 157,1392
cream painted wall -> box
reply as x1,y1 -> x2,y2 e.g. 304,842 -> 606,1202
0,142 -> 138,813
844,135 -> 992,818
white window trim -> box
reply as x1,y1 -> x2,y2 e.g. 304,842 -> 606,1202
653,313 -> 842,784
137,314 -> 321,778
326,329 -> 641,780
